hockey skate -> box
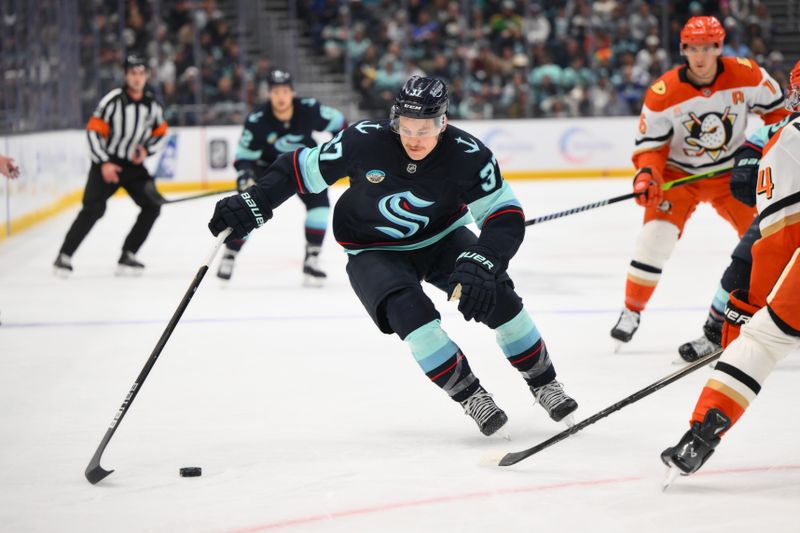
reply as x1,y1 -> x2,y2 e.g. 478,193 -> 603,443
53,253 -> 73,278
460,386 -> 509,437
532,380 -> 578,426
661,408 -> 731,489
610,308 -> 640,350
677,318 -> 722,364
216,251 -> 237,281
302,244 -> 326,287
116,251 -> 145,276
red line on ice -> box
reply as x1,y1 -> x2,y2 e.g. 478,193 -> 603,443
224,464 -> 800,532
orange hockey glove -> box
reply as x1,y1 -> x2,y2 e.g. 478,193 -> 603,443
633,167 -> 664,207
721,289 -> 761,347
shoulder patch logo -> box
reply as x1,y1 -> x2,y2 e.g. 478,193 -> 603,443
736,57 -> 753,69
366,169 -> 385,183
355,121 -> 382,134
455,136 -> 479,153
650,80 -> 666,95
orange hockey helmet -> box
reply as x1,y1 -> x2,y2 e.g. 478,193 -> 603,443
680,16 -> 725,48
787,60 -> 800,112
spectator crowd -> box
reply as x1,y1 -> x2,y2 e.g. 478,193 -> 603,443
300,0 -> 791,119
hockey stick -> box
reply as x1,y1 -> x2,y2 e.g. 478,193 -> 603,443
496,347 -> 723,466
524,166 -> 732,227
163,188 -> 237,205
84,227 -> 232,484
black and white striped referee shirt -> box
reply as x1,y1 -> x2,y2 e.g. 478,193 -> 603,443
86,87 -> 169,165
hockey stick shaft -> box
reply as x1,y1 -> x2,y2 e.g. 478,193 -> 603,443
523,166 -> 732,227
163,188 -> 237,204
84,228 -> 232,484
497,347 -> 723,466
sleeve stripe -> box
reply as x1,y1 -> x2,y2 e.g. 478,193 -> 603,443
151,121 -> 168,137
292,149 -> 306,194
484,208 -> 525,226
751,94 -> 785,112
86,116 -> 110,138
635,129 -> 673,146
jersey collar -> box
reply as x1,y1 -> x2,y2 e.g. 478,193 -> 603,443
679,58 -> 725,90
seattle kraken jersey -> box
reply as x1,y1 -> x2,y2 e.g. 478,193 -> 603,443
288,119 -> 524,256
234,97 -> 345,170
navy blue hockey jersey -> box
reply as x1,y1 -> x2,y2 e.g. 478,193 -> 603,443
235,97 -> 345,171
285,119 -> 525,257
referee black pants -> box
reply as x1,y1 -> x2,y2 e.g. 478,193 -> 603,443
59,163 -> 164,257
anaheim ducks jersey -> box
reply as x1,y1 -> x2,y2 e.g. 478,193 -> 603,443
633,57 -> 787,178
749,112 -> 800,308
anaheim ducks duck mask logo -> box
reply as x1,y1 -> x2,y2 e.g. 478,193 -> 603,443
682,106 -> 737,160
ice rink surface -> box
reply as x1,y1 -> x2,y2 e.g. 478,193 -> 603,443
1,179 -> 798,533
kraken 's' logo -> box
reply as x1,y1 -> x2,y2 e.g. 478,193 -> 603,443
682,107 -> 737,161
376,191 -> 434,239
274,133 -> 306,153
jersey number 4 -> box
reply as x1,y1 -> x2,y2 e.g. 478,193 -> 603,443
757,166 -> 774,200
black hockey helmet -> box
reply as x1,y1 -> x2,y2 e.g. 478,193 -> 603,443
123,54 -> 147,72
390,76 -> 448,136
390,76 -> 448,120
267,69 -> 293,88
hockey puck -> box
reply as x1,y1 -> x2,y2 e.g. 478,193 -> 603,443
179,467 -> 202,477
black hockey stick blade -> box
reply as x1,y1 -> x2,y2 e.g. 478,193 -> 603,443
497,348 -> 724,467
84,228 -> 232,484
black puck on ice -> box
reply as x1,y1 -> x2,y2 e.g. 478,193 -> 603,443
179,467 -> 202,477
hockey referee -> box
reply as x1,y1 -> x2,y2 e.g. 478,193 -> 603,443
54,54 -> 169,277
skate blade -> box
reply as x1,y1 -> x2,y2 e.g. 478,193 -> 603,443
53,267 -> 72,279
115,265 -> 144,277
662,464 -> 682,491
479,450 -> 507,467
613,340 -> 625,353
303,275 -> 325,288
561,414 -> 576,428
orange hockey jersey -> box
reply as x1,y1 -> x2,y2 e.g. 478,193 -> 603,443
633,57 -> 788,179
749,112 -> 800,320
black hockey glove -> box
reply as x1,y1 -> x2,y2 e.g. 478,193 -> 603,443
729,143 -> 761,207
236,167 -> 257,192
208,188 -> 272,242
448,246 -> 499,323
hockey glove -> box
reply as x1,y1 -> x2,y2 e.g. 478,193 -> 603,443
729,144 -> 761,207
721,289 -> 760,347
208,187 -> 272,242
448,246 -> 499,323
236,168 -> 257,193
633,167 -> 664,208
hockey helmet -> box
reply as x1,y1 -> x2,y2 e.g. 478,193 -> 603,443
680,16 -> 725,49
267,69 -> 293,88
123,54 -> 147,72
787,60 -> 800,112
390,76 -> 448,135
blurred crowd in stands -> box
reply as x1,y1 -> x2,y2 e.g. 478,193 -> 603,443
79,0 -> 261,125
3,0 -> 793,131
299,0 -> 791,119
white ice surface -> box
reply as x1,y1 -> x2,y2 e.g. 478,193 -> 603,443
1,180 -> 798,533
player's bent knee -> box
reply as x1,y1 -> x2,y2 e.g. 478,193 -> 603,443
739,308 -> 800,365
632,220 -> 680,267
484,280 -> 523,328
385,287 -> 440,339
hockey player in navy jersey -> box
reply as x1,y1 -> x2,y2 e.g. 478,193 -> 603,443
217,68 -> 346,285
208,76 -> 578,436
